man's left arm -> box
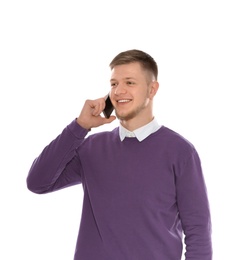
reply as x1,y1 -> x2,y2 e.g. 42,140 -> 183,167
176,149 -> 212,260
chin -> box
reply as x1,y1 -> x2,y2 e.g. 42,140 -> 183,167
115,110 -> 136,121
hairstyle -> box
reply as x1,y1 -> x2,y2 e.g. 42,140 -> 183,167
109,49 -> 158,80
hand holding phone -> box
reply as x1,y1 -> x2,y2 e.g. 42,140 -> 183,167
77,96 -> 115,129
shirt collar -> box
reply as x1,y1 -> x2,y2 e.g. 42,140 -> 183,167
119,118 -> 161,142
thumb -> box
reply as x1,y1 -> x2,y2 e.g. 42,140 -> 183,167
103,115 -> 117,124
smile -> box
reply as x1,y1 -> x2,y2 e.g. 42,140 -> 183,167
117,99 -> 132,103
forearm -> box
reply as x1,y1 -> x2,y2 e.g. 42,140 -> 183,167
177,150 -> 212,259
182,184 -> 212,259
26,119 -> 89,194
183,219 -> 212,260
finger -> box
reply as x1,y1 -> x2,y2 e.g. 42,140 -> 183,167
99,98 -> 106,113
92,102 -> 102,116
102,115 -> 116,124
93,98 -> 105,116
91,103 -> 99,116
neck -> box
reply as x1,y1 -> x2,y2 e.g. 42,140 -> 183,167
119,114 -> 154,131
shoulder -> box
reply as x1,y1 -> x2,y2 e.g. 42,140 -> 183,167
156,126 -> 194,146
84,127 -> 119,144
77,127 -> 120,157
151,126 -> 197,157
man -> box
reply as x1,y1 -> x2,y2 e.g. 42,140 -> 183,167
27,49 -> 212,259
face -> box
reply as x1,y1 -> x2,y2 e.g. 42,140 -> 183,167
109,62 -> 158,123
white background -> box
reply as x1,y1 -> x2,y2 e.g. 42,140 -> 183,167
1,1 -> 246,259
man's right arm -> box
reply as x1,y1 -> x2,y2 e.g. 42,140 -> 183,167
26,97 -> 116,194
26,120 -> 89,194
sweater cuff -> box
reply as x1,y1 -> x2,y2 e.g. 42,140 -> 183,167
67,119 -> 90,139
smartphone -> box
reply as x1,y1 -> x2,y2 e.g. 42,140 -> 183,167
103,94 -> 114,118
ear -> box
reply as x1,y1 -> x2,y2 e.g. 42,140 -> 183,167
149,81 -> 159,100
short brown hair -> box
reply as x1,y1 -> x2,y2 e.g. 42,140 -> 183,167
109,49 -> 158,80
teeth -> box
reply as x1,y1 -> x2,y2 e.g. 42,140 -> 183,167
118,100 -> 130,103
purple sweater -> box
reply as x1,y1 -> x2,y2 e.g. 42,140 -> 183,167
27,120 -> 212,260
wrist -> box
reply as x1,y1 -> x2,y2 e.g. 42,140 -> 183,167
76,118 -> 91,130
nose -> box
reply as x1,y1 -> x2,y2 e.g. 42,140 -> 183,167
113,83 -> 127,96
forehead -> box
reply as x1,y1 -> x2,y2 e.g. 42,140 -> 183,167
110,62 -> 146,80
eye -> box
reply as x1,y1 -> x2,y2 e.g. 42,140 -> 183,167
111,82 -> 118,88
126,81 -> 134,85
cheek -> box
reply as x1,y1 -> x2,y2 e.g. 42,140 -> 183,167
136,92 -> 150,106
109,91 -> 116,103
109,89 -> 114,97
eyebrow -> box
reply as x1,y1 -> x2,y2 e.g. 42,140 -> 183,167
110,77 -> 136,82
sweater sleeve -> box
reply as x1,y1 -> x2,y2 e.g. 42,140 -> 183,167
26,119 -> 89,194
176,149 -> 212,260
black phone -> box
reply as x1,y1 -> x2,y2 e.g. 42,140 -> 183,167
103,94 -> 114,118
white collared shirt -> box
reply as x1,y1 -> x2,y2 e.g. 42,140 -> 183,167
119,118 -> 161,142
